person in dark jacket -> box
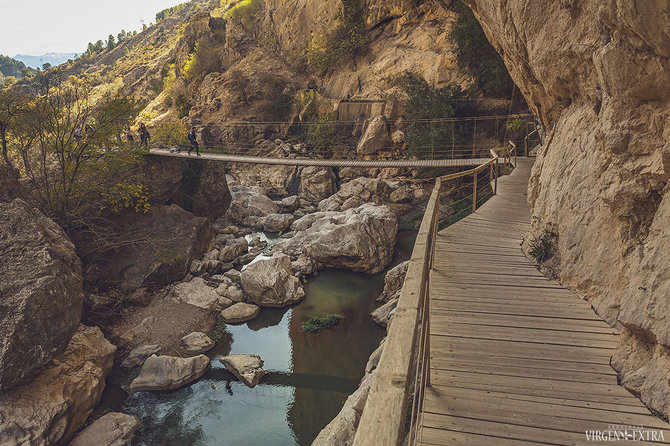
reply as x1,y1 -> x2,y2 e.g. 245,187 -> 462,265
188,127 -> 200,156
138,123 -> 150,148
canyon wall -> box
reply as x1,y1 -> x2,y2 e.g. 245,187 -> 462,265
461,0 -> 670,416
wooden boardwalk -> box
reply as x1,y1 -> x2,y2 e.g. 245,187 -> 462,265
420,158 -> 670,445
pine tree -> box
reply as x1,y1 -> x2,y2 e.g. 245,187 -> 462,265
107,34 -> 116,51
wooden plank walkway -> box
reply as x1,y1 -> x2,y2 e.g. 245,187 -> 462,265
148,148 -> 491,168
420,158 -> 670,445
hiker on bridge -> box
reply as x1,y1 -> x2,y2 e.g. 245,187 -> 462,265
188,127 -> 200,156
138,123 -> 150,148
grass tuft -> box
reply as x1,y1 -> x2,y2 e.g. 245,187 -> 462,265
302,314 -> 344,333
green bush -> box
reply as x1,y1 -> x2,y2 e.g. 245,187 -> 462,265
306,115 -> 337,154
529,235 -> 554,263
307,0 -> 367,74
392,72 -> 475,158
156,2 -> 189,22
183,39 -> 220,82
451,1 -> 514,97
302,314 -> 344,333
152,121 -> 188,147
224,0 -> 263,20
207,316 -> 228,342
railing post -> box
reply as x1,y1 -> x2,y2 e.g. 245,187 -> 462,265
472,170 -> 478,213
494,159 -> 498,195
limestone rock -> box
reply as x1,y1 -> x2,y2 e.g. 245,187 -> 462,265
262,213 -> 294,233
219,354 -> 267,388
129,354 -> 210,392
228,186 -> 279,225
390,186 -> 412,204
218,237 -> 249,263
281,195 -> 301,212
220,303 -> 260,323
356,115 -> 391,155
370,297 -> 399,328
69,412 -> 141,446
0,199 -> 84,390
216,283 -> 245,302
121,344 -> 161,369
0,325 -> 116,445
180,332 -> 215,354
299,167 -> 337,202
172,277 -> 221,311
275,204 -> 398,274
378,261 -> 409,303
318,177 -> 393,212
240,254 -> 305,307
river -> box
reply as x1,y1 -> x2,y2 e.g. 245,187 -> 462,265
100,231 -> 417,446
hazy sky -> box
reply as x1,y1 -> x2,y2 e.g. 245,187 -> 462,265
0,0 -> 187,56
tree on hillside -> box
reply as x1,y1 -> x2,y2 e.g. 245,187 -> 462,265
2,76 -> 147,233
117,30 -> 127,43
95,40 -> 105,52
0,55 -> 29,78
0,87 -> 28,166
107,35 -> 116,51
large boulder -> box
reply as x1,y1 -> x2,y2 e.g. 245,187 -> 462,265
0,325 -> 116,445
262,213 -> 294,233
121,344 -> 161,369
172,277 -> 225,311
69,412 -> 141,446
217,237 -> 248,263
0,199 -> 85,390
356,115 -> 391,156
220,303 -> 260,323
274,204 -> 398,274
129,354 -> 210,392
299,166 -> 337,202
219,354 -> 267,388
318,177 -> 393,212
86,204 -> 214,292
180,332 -> 215,354
227,185 -> 279,225
240,254 -> 305,307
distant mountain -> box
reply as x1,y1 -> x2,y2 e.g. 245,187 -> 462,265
0,55 -> 29,77
14,53 -> 78,69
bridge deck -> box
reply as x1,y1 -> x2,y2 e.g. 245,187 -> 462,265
421,158 -> 669,445
148,149 -> 491,168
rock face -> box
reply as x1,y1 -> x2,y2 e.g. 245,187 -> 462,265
275,204 -> 398,274
129,354 -> 210,392
462,0 -> 670,417
0,325 -> 116,445
240,254 -> 305,307
0,199 -> 85,390
378,261 -> 409,303
356,115 -> 391,156
69,412 -> 141,446
89,204 -> 214,292
219,354 -> 267,388
299,167 -> 337,202
144,156 -> 232,220
121,344 -> 161,369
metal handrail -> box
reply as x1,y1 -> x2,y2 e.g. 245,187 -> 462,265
353,142 -> 514,446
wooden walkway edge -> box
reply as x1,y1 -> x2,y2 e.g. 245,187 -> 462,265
420,158 -> 670,445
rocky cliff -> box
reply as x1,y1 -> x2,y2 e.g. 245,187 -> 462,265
461,0 -> 670,416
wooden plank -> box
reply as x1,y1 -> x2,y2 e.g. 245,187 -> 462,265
430,370 -> 634,398
431,336 -> 614,361
431,312 -> 616,333
420,427 -> 548,446
423,388 -> 670,430
429,350 -> 617,374
430,359 -> 618,384
432,300 -> 601,319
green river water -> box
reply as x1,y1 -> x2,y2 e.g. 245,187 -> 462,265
102,231 -> 417,446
